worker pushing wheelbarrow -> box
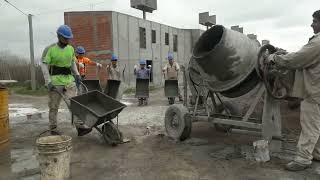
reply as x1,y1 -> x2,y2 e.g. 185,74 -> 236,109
40,25 -> 126,145
54,83 -> 126,145
134,59 -> 151,106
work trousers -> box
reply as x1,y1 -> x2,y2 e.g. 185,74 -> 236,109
48,83 -> 84,130
294,99 -> 320,165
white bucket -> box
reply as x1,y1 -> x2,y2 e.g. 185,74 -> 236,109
36,135 -> 72,180
253,140 -> 270,162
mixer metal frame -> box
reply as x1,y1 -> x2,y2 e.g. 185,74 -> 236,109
165,67 -> 282,151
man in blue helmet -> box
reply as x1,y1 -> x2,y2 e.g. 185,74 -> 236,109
105,54 -> 122,99
134,59 -> 150,79
134,59 -> 150,105
40,25 -> 91,136
163,53 -> 183,101
75,46 -> 102,80
106,54 -> 121,81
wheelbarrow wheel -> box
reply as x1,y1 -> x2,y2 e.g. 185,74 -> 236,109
165,104 -> 192,141
214,101 -> 241,132
102,122 -> 122,146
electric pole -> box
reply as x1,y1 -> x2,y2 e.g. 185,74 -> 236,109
28,14 -> 36,90
4,0 -> 36,90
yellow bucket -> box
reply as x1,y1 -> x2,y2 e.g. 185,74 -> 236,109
0,88 -> 9,145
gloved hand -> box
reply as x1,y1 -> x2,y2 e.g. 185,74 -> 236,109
96,63 -> 102,68
75,75 -> 82,86
148,65 -> 152,68
134,65 -> 138,70
78,63 -> 84,68
47,82 -> 55,92
266,54 -> 275,64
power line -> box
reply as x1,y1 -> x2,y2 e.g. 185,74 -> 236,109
3,0 -> 28,16
34,0 -> 107,16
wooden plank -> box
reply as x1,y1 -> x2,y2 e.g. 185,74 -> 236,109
243,84 -> 264,122
262,93 -> 282,152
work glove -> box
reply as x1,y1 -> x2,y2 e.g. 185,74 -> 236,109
47,82 -> 55,92
78,63 -> 84,68
148,65 -> 152,68
266,54 -> 276,64
96,63 -> 102,68
134,65 -> 138,70
75,75 -> 82,86
261,51 -> 274,64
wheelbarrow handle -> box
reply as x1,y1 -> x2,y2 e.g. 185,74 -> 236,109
79,81 -> 89,93
53,88 -> 71,109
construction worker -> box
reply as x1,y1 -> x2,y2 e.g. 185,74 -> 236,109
76,46 -> 102,80
163,53 -> 183,101
40,25 -> 91,136
106,54 -> 122,99
266,10 -> 320,171
106,54 -> 121,81
134,59 -> 150,105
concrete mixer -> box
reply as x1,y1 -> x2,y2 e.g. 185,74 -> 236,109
164,25 -> 292,151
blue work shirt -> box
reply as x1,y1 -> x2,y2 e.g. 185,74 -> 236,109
134,68 -> 150,79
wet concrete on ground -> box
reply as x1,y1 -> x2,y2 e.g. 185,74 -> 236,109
2,90 -> 320,180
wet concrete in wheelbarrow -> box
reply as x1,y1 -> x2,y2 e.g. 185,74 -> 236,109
2,89 -> 320,179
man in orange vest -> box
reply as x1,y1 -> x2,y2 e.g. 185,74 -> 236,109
75,46 -> 102,80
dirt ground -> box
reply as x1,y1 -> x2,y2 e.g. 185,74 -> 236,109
1,88 -> 320,180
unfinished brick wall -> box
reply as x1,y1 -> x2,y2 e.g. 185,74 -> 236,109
64,11 -> 113,86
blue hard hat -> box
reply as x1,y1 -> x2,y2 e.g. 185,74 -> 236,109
57,25 -> 73,39
111,54 -> 118,61
76,46 -> 85,54
139,59 -> 146,65
168,53 -> 174,60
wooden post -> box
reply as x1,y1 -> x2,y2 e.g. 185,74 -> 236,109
182,65 -> 188,107
262,91 -> 282,152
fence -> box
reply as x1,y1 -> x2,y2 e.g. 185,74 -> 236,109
0,54 -> 44,87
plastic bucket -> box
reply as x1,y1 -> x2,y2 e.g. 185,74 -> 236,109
0,88 -> 9,145
36,135 -> 72,180
253,140 -> 270,162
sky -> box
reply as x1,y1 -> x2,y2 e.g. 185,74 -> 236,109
0,0 -> 318,60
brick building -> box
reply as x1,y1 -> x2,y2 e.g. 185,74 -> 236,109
64,11 -> 203,87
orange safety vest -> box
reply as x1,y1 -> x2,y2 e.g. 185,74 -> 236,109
76,57 -> 95,76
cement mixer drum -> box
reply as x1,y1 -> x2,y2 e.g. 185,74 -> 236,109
191,25 -> 261,98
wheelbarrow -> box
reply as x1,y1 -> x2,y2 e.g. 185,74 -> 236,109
164,80 -> 178,105
56,87 -> 126,145
135,79 -> 149,106
104,80 -> 121,99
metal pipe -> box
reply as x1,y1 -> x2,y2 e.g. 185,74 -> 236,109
192,116 -> 262,129
230,129 -> 261,136
143,11 -> 146,20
